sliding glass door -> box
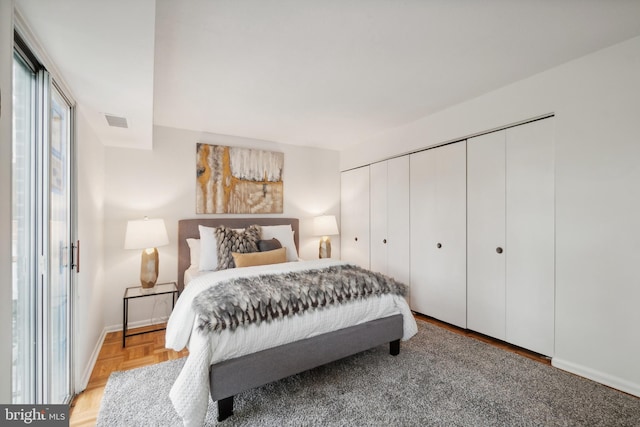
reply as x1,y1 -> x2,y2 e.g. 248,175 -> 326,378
12,40 -> 75,405
12,49 -> 36,406
48,87 -> 73,404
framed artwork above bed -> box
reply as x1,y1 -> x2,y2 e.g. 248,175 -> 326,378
196,144 -> 284,214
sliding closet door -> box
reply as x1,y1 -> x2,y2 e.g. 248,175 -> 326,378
505,119 -> 554,356
385,156 -> 410,286
369,161 -> 388,273
410,142 -> 466,328
467,131 -> 507,340
467,118 -> 554,356
340,166 -> 370,268
370,157 -> 410,286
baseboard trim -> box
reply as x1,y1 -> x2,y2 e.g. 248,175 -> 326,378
552,357 -> 640,398
104,316 -> 171,333
76,317 -> 171,392
77,328 -> 107,392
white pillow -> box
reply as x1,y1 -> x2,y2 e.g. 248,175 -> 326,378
198,225 -> 218,271
261,225 -> 299,262
186,238 -> 200,270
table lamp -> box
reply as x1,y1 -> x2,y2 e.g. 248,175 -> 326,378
124,217 -> 169,288
313,215 -> 339,259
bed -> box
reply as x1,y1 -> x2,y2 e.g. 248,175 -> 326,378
166,218 -> 417,426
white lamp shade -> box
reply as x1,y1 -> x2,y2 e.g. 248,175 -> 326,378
313,215 -> 339,236
124,218 -> 169,249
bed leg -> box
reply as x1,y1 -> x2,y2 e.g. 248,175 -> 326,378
217,396 -> 234,422
390,339 -> 400,356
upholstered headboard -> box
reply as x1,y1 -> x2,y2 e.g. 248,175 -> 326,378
177,218 -> 300,291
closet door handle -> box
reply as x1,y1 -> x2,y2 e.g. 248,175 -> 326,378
496,247 -> 503,254
383,239 -> 387,244
436,243 -> 442,249
354,237 -> 358,242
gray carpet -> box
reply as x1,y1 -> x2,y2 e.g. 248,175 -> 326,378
97,320 -> 640,426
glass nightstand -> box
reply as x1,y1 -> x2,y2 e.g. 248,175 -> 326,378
122,282 -> 178,347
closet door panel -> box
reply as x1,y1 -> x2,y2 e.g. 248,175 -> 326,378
410,142 -> 466,328
410,150 -> 436,317
341,167 -> 370,269
505,118 -> 555,356
467,131 -> 507,340
434,142 -> 467,328
369,162 -> 388,274
386,156 -> 410,286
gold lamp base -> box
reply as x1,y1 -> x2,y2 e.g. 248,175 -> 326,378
318,236 -> 332,259
140,247 -> 159,288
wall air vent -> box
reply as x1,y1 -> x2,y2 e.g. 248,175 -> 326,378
105,114 -> 128,128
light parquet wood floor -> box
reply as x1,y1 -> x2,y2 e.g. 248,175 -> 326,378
69,324 -> 188,427
69,315 -> 548,426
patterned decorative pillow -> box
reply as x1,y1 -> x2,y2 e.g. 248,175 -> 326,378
215,224 -> 261,270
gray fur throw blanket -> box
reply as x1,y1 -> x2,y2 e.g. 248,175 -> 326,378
193,264 -> 407,333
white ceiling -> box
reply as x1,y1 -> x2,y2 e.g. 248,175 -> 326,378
16,0 -> 640,151
16,0 -> 156,149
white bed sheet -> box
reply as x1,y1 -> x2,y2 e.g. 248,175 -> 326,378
166,259 -> 417,427
183,266 -> 208,287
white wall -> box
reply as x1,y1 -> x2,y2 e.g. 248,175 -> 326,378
0,0 -> 15,404
341,36 -> 640,397
74,106 -> 106,391
103,125 -> 341,328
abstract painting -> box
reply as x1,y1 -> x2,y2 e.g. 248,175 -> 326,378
196,144 -> 284,214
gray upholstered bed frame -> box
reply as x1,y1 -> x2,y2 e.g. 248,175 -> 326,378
177,218 -> 404,421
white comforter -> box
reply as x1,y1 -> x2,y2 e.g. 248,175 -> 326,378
165,259 -> 418,427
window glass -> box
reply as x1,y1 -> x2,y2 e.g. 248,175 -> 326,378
12,51 -> 36,404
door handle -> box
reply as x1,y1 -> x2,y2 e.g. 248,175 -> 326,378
71,240 -> 80,273
436,243 -> 442,249
496,247 -> 503,254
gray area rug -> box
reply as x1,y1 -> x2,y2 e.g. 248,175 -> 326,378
96,320 -> 640,426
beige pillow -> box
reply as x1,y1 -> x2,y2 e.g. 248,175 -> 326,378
232,248 -> 287,268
